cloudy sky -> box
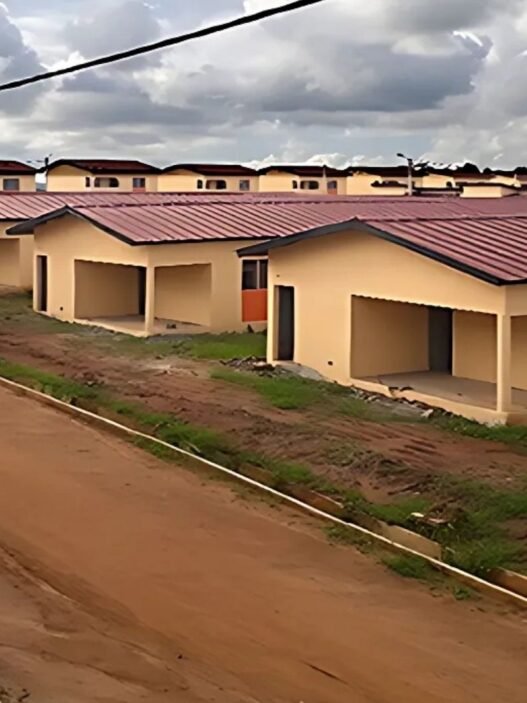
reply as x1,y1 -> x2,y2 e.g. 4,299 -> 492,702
1,0 -> 527,167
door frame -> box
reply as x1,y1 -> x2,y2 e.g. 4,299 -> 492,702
276,285 -> 295,361
36,255 -> 48,313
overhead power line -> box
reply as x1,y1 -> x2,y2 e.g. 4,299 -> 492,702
0,0 -> 328,93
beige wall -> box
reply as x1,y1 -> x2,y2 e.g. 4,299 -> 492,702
259,171 -> 347,194
75,261 -> 141,319
31,215 -> 251,332
351,297 -> 428,377
46,165 -> 158,192
454,311 -> 527,390
0,223 -> 33,288
461,185 -> 518,198
1,175 -> 36,192
0,240 -> 20,286
158,170 -> 258,193
267,228 -> 509,385
155,265 -> 212,325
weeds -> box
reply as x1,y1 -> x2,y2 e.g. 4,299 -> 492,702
383,554 -> 436,581
325,524 -> 375,552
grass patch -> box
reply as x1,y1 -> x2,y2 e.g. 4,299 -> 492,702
0,292 -> 85,334
102,332 -> 267,362
383,554 -> 436,581
0,358 -> 101,402
325,524 -> 375,552
211,367 -> 391,415
211,368 -> 326,409
433,413 -> 527,451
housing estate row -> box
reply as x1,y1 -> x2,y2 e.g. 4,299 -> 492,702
2,189 -> 527,427
2,158 -> 527,197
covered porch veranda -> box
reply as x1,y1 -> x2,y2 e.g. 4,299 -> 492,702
73,260 -> 212,337
350,295 -> 527,425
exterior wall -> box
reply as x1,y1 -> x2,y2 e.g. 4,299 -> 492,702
17,235 -> 34,288
155,264 -> 212,325
148,241 -> 247,331
346,174 -> 381,195
259,171 -> 347,194
0,240 -> 20,286
267,228 -> 507,385
454,311 -> 527,390
31,215 -> 252,332
33,217 -> 148,320
75,261 -> 140,318
453,311 -> 496,384
420,173 -> 454,188
461,185 -> 518,198
1,175 -> 36,192
46,166 -> 158,192
351,297 -> 428,377
158,170 -> 258,193
0,222 -> 33,288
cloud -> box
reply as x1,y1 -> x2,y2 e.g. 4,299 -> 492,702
0,0 -> 527,166
0,3 -> 45,113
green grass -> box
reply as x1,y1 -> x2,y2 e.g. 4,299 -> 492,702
211,367 -> 327,409
383,554 -> 437,581
101,332 -> 267,362
433,414 -> 527,448
211,367 -> 394,416
0,292 -> 84,334
325,524 -> 375,552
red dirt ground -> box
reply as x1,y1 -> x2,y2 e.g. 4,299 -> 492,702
0,386 -> 525,702
0,328 -> 526,498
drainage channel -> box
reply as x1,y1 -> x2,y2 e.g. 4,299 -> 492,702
0,375 -> 525,611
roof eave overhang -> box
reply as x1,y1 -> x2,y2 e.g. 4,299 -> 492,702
237,217 -> 517,287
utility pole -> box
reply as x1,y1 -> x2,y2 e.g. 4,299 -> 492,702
397,152 -> 414,196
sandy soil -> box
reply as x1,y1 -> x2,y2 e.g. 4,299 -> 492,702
0,385 -> 525,702
0,329 -> 526,499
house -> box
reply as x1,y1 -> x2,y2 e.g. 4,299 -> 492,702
44,159 -> 160,192
239,197 -> 527,425
0,192 -> 207,289
258,165 -> 347,194
0,161 -> 37,192
8,196 -> 368,336
158,164 -> 259,193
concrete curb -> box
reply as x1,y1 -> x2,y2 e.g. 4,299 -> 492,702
1,375 -> 526,611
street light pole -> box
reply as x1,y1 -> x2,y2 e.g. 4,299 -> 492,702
397,152 -> 414,196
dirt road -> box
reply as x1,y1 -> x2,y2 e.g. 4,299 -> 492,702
0,386 -> 525,702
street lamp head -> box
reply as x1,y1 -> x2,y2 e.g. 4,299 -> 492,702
396,152 -> 406,159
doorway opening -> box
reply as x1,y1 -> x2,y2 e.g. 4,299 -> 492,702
36,255 -> 48,312
277,286 -> 295,361
429,307 -> 453,373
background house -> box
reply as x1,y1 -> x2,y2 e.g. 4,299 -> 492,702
158,164 -> 259,192
44,159 -> 160,192
0,161 -> 37,193
258,165 -> 347,194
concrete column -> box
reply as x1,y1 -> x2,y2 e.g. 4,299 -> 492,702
496,313 -> 512,412
144,266 -> 156,336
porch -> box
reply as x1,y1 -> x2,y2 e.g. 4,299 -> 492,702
350,296 -> 527,424
355,371 -> 527,424
73,260 -> 212,337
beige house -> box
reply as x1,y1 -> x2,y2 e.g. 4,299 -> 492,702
0,192 -> 219,290
0,161 -> 37,192
258,165 -> 347,194
44,159 -> 160,192
240,198 -> 527,425
158,164 -> 259,193
7,200 -> 293,336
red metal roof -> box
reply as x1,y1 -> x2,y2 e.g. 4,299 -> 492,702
9,194 -> 527,284
0,161 -> 37,175
44,159 -> 160,174
163,163 -> 257,176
